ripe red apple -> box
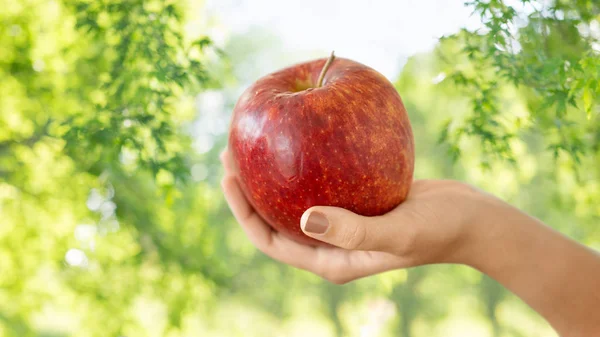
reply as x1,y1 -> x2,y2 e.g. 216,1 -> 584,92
228,53 -> 414,245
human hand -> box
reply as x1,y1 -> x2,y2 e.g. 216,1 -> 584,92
222,149 -> 600,336
220,150 -> 503,283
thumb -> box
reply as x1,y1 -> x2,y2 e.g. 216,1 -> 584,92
300,206 -> 392,251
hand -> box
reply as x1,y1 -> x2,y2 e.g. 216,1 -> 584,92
220,150 -> 499,283
222,150 -> 600,336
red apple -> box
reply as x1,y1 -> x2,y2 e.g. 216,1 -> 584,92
228,53 -> 414,245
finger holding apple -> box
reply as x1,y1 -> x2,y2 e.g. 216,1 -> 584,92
222,146 -> 492,283
222,52 -> 484,282
221,156 -> 412,284
228,52 -> 415,245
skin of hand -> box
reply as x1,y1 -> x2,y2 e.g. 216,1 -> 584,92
220,150 -> 600,337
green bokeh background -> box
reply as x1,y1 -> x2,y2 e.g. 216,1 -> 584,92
1,0 -> 598,336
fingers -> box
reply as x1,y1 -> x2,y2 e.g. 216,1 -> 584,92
220,149 -> 281,257
315,249 -> 410,284
220,150 -> 412,282
220,173 -> 321,270
221,174 -> 411,283
300,206 -> 410,254
220,149 -> 236,175
221,174 -> 272,250
220,150 -> 271,250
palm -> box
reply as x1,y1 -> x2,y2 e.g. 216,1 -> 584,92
221,151 -> 406,284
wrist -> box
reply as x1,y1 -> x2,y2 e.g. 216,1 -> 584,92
462,197 -> 546,278
452,192 -> 533,271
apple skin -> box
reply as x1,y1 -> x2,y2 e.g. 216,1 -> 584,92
228,56 -> 414,245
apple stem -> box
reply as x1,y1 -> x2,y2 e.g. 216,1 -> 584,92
316,51 -> 335,88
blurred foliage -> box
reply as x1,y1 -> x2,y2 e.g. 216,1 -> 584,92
0,0 -> 598,337
0,0 -> 229,336
439,0 -> 600,167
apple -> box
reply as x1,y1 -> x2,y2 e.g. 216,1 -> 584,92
228,52 -> 414,245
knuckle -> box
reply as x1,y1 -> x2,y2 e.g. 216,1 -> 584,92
322,273 -> 350,285
254,242 -> 272,258
330,277 -> 349,285
255,242 -> 270,255
341,223 -> 368,250
319,264 -> 351,285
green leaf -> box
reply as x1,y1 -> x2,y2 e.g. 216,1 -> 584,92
583,87 -> 593,119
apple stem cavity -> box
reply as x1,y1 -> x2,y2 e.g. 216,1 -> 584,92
316,51 -> 335,88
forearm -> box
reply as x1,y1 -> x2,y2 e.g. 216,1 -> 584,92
465,202 -> 600,337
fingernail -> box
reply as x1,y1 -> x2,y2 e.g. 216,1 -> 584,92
304,212 -> 329,234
